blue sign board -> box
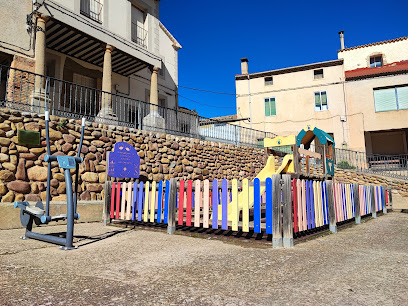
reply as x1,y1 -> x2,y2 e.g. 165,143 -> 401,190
108,142 -> 140,178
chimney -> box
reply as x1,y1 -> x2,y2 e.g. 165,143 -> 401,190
338,31 -> 345,50
241,57 -> 249,75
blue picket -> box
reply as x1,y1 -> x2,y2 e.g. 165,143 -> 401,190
265,177 -> 273,234
306,181 -> 311,229
137,182 -> 144,221
324,182 -> 329,224
381,186 -> 384,210
342,185 -> 347,220
163,180 -> 169,224
132,181 -> 138,221
156,181 -> 163,223
310,181 -> 315,228
351,184 -> 355,217
320,182 -> 326,225
252,178 -> 260,233
212,179 -> 218,229
222,179 -> 228,230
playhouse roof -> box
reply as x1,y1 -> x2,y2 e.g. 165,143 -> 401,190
296,125 -> 335,147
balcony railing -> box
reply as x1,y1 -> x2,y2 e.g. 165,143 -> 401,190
0,64 -> 276,147
80,0 -> 103,23
131,22 -> 147,48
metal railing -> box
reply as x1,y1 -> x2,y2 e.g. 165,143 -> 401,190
334,148 -> 408,179
131,23 -> 147,48
0,64 -> 276,146
303,144 -> 408,179
80,0 -> 103,23
199,119 -> 277,147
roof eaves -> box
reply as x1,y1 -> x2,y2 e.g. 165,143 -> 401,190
235,59 -> 344,80
338,36 -> 408,53
159,22 -> 182,50
346,69 -> 408,81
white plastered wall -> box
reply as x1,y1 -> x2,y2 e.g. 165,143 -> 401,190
338,39 -> 408,71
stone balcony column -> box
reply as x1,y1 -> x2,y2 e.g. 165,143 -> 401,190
97,44 -> 117,122
150,66 -> 160,111
143,66 -> 165,131
32,15 -> 49,110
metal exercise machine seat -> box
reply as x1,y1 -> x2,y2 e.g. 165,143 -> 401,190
14,110 -> 86,250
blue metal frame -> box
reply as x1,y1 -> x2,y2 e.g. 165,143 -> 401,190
14,111 -> 86,250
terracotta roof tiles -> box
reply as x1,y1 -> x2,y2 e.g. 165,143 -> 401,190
345,61 -> 408,80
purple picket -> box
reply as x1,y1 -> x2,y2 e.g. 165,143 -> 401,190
163,180 -> 170,224
265,178 -> 272,234
132,181 -> 138,221
137,182 -> 144,221
212,179 -> 218,229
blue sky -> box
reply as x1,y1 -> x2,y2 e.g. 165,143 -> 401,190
160,0 -> 408,119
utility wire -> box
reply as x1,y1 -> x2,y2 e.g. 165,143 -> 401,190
179,85 -> 237,96
178,94 -> 236,109
247,112 -> 364,124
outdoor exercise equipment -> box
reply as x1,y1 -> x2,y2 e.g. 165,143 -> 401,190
14,109 -> 85,250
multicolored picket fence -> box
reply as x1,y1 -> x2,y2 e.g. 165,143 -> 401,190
292,181 -> 387,233
108,177 -> 389,241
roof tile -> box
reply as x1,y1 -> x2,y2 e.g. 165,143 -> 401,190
338,36 -> 408,52
345,61 -> 408,80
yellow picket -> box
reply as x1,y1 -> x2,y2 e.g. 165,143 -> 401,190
143,181 -> 149,222
150,181 -> 156,222
242,179 -> 249,232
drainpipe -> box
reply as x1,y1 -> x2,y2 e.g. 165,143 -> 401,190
241,58 -> 252,143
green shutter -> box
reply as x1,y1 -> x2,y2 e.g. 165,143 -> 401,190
374,88 -> 397,112
315,92 -> 321,108
397,86 -> 408,110
321,91 -> 327,106
270,98 -> 276,115
264,98 -> 270,116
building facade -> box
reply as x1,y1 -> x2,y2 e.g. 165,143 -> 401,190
0,0 -> 185,132
235,34 -> 408,155
338,37 -> 408,154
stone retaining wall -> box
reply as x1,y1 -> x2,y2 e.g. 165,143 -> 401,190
0,109 -> 266,203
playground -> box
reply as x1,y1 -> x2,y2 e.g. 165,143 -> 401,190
2,112 -> 408,304
11,119 -> 394,248
1,212 -> 407,305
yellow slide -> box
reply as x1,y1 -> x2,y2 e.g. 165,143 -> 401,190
217,154 -> 294,221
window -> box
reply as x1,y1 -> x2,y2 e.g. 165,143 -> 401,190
264,97 -> 276,116
370,55 -> 383,67
264,76 -> 273,86
374,85 -> 408,112
314,69 -> 324,79
314,91 -> 328,111
80,0 -> 103,23
131,5 -> 147,48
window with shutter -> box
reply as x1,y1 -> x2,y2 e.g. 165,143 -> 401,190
396,87 -> 408,110
264,98 -> 270,116
264,97 -> 276,116
374,88 -> 398,112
